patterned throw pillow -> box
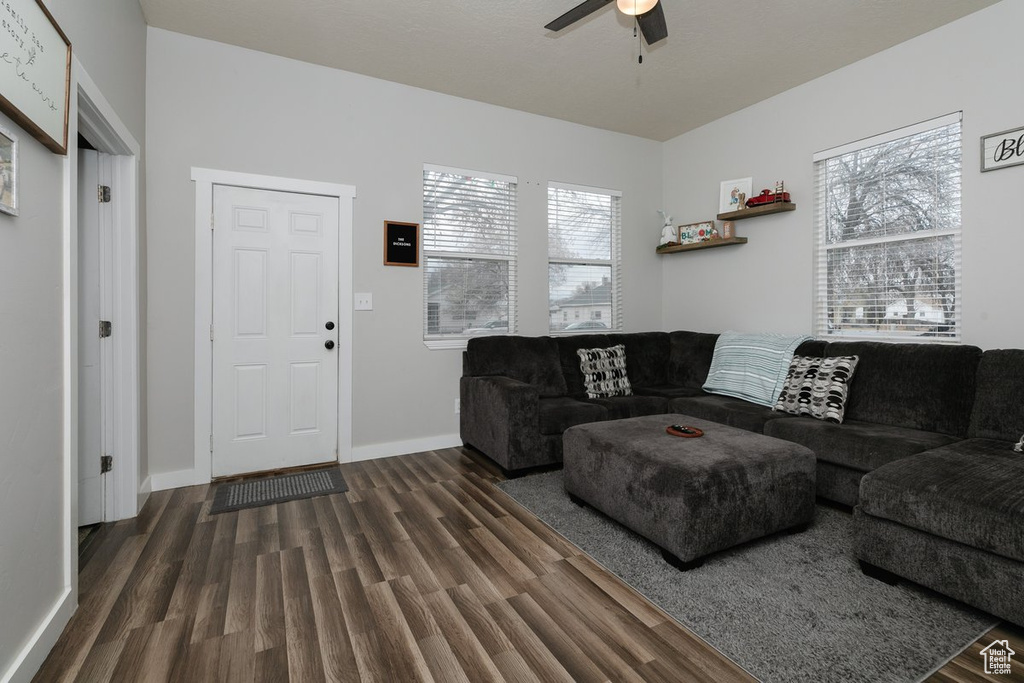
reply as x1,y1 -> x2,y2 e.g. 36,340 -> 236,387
774,355 -> 859,423
577,345 -> 633,399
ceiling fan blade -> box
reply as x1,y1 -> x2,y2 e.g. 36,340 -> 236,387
637,2 -> 668,44
545,0 -> 615,32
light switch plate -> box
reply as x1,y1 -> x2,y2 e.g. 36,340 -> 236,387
355,292 -> 373,311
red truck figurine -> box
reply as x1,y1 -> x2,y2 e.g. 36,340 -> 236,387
746,188 -> 791,207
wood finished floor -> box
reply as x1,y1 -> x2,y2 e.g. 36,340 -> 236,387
36,447 -> 1021,682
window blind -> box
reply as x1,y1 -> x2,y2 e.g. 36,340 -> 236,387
813,115 -> 962,341
547,183 -> 622,333
422,166 -> 517,340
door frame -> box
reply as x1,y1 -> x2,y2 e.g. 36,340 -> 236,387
191,168 -> 355,483
74,69 -> 143,526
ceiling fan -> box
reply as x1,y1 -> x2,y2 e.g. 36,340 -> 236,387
545,0 -> 668,45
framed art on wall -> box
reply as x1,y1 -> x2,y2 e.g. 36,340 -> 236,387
0,124 -> 18,216
0,0 -> 72,155
384,221 -> 419,266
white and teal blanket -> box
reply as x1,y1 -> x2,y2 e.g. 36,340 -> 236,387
702,331 -> 813,407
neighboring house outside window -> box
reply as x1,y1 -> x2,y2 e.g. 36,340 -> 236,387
422,165 -> 517,346
547,182 -> 622,333
813,113 -> 962,341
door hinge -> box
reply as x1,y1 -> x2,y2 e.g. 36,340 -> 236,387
98,185 -> 111,203
210,211 -> 214,231
99,320 -> 112,338
210,324 -> 214,342
210,434 -> 214,453
101,455 -> 113,473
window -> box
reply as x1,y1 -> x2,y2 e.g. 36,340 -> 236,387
813,113 -> 962,341
422,165 -> 517,345
547,183 -> 622,333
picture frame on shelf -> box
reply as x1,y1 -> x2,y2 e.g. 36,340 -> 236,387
677,220 -> 717,245
719,177 -> 752,214
0,125 -> 18,216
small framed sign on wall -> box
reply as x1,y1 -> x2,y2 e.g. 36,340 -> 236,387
0,0 -> 72,155
981,126 -> 1024,172
384,221 -> 419,266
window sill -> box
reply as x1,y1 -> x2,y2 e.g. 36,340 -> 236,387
549,329 -> 621,336
423,338 -> 469,351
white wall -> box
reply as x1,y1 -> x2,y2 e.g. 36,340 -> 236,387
144,28 -> 663,478
661,0 -> 1024,349
0,2 -> 146,680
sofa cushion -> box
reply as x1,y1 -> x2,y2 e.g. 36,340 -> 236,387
556,334 -> 612,396
538,397 -> 607,435
632,384 -> 706,399
466,336 -> 567,397
607,332 -> 670,387
583,395 -> 668,420
774,355 -> 859,424
824,341 -> 982,437
968,349 -> 1024,442
668,394 -> 793,433
577,344 -> 632,398
859,438 -> 1024,563
668,331 -> 719,388
764,418 -> 960,472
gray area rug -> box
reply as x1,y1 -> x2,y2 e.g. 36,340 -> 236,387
211,467 -> 347,514
498,470 -> 995,683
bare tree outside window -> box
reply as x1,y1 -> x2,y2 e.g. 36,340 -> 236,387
423,168 -> 517,339
816,120 -> 961,340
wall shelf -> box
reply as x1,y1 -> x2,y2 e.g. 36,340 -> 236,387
656,237 -> 748,254
717,202 -> 796,221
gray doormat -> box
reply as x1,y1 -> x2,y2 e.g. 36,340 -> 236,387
211,467 -> 347,514
497,470 -> 996,683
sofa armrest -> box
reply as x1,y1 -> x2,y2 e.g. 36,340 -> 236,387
460,375 -> 542,471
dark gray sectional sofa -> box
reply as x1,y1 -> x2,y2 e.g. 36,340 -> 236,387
460,330 -> 1024,625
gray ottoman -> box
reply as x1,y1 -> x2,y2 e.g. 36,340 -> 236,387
563,414 -> 816,568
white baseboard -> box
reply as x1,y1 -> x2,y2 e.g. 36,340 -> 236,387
137,475 -> 152,513
350,433 -> 462,462
147,434 -> 463,492
1,587 -> 74,683
150,467 -> 204,492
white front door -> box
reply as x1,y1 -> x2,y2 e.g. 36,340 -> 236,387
78,149 -> 112,525
211,185 -> 340,477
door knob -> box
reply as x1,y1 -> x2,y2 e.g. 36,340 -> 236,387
325,340 -> 335,350
325,321 -> 335,330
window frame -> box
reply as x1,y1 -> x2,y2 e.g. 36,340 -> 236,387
812,112 -> 963,343
422,164 -> 518,349
547,181 -> 623,335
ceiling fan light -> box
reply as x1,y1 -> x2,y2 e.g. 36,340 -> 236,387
616,0 -> 658,16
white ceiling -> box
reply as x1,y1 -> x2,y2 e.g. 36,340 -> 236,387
138,0 -> 998,141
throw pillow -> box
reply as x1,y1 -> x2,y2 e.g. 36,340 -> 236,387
577,345 -> 632,399
774,355 -> 859,424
